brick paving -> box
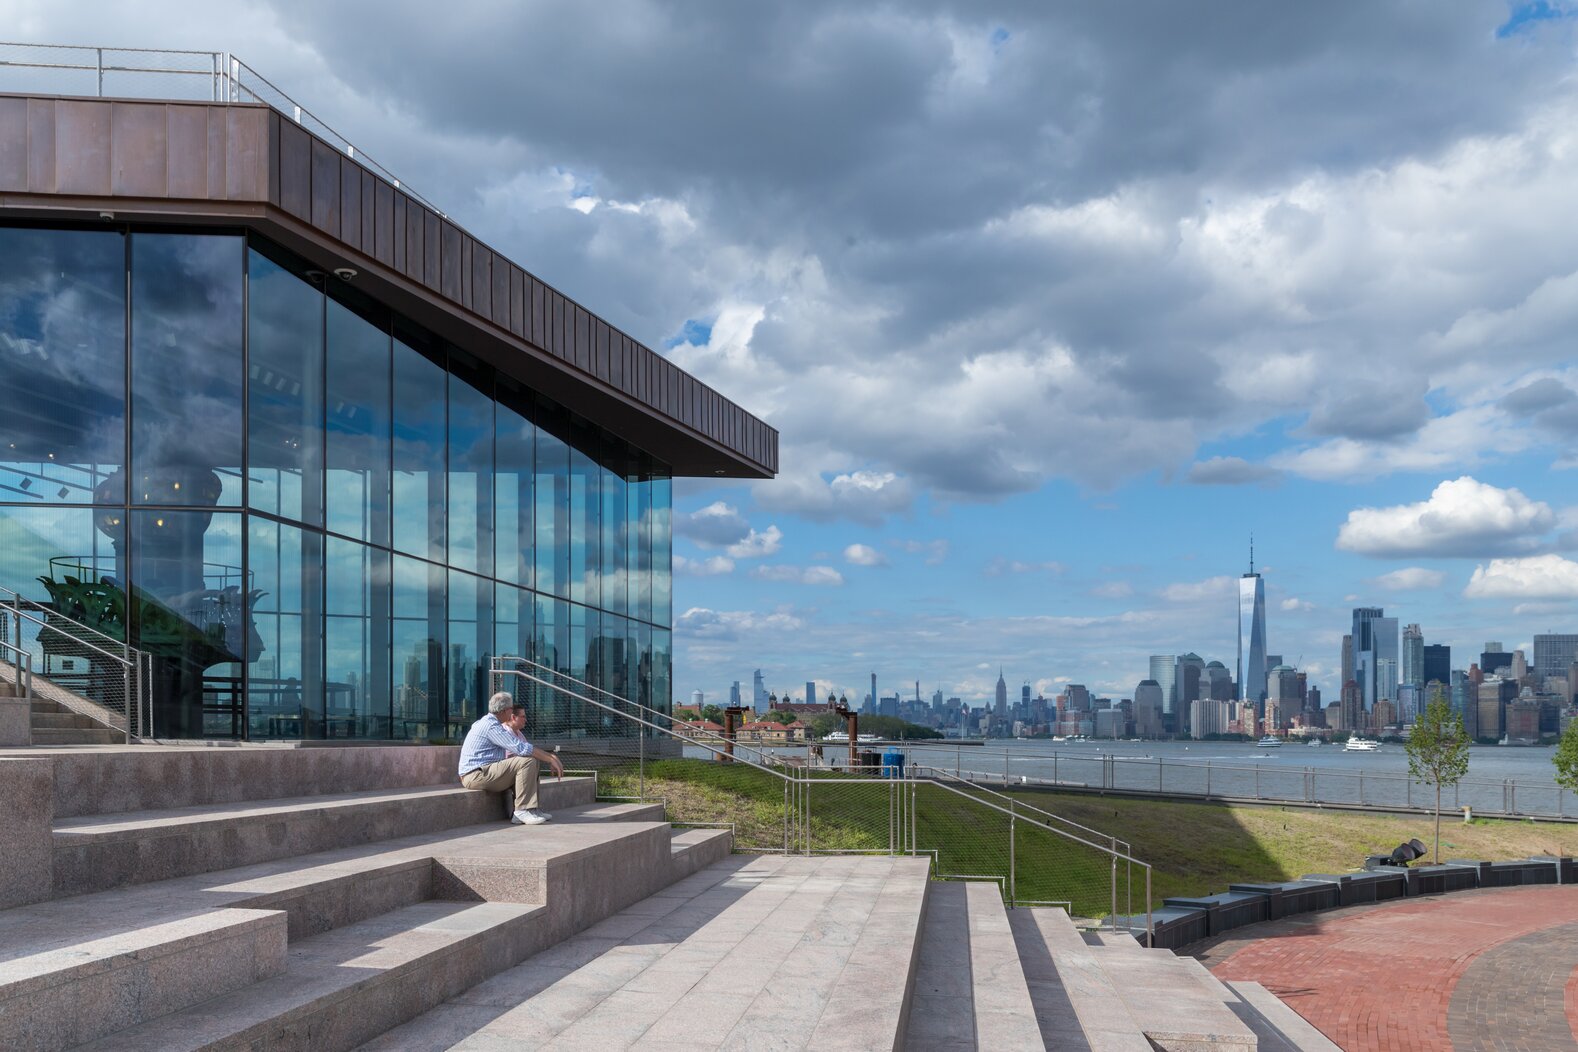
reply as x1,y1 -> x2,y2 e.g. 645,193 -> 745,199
1192,885 -> 1578,1051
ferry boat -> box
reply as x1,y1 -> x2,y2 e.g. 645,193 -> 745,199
1344,738 -> 1380,752
1256,736 -> 1282,747
822,731 -> 880,743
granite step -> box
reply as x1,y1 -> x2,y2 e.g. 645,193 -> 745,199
904,881 -> 1043,1050
52,777 -> 599,896
666,826 -> 733,880
1223,982 -> 1340,1052
30,710 -> 102,729
1009,908 -> 1151,1051
31,725 -> 120,745
358,854 -> 929,1051
0,907 -> 287,1052
1,802 -> 696,1050
77,899 -> 547,1052
1084,936 -> 1257,1051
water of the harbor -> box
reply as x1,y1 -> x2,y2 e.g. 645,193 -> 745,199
700,737 -> 1576,818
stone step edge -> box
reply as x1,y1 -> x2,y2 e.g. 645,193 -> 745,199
0,909 -> 286,1052
53,779 -> 596,840
74,900 -> 545,1052
1008,908 -> 1151,1047
1226,981 -> 1341,1052
963,881 -> 1044,1051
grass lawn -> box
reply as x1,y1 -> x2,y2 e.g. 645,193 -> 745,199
600,760 -> 1578,918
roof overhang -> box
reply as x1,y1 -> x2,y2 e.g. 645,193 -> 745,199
0,93 -> 777,479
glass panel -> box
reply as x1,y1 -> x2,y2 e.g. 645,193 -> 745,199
247,517 -> 324,739
326,536 -> 391,739
0,227 -> 126,505
130,234 -> 244,508
494,382 -> 534,587
325,297 -> 391,546
246,247 -> 324,525
448,568 -> 494,729
129,509 -> 244,738
391,553 -> 445,740
569,439 -> 599,609
447,358 -> 493,576
494,581 -> 531,671
599,453 -> 626,618
653,626 -> 672,716
0,506 -> 129,720
391,333 -> 446,561
651,474 -> 672,628
634,620 -> 653,712
534,402 -> 569,599
594,611 -> 628,703
629,469 -> 652,624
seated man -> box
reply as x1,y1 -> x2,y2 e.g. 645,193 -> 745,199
459,692 -> 564,825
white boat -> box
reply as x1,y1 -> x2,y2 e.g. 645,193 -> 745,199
1256,736 -> 1282,747
1345,738 -> 1380,752
822,731 -> 880,743
1307,738 -> 1323,747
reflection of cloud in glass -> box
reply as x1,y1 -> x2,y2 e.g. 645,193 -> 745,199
0,229 -> 126,481
130,235 -> 245,502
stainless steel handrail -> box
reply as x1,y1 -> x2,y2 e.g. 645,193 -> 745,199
0,638 -> 33,701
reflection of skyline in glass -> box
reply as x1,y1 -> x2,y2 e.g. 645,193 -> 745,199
0,224 -> 674,740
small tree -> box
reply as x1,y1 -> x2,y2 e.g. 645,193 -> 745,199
1406,697 -> 1470,863
1552,718 -> 1578,792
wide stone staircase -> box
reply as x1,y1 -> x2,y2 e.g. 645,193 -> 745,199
0,745 -> 1334,1050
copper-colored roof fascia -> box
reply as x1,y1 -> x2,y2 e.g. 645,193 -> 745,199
0,92 -> 778,479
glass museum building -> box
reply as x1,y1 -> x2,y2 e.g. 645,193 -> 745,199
0,88 -> 776,740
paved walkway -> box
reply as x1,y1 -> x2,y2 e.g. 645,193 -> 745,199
1193,885 -> 1578,1051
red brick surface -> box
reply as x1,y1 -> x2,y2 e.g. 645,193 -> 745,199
1201,886 -> 1578,1051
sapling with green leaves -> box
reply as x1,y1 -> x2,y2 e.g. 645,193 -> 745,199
1405,696 -> 1470,864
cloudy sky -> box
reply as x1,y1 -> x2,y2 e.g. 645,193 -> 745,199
9,2 -> 1578,706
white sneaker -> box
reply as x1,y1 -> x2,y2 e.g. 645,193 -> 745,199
511,809 -> 549,825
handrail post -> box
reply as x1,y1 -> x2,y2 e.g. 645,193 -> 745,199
96,47 -> 103,96
1008,809 -> 1016,907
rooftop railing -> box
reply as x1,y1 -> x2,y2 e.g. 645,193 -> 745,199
0,41 -> 441,214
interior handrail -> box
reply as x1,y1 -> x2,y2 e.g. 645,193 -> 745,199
0,591 -> 138,669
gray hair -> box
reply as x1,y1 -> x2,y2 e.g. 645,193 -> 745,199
488,691 -> 518,714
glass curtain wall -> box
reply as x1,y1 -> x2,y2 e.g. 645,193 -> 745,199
0,223 -> 674,740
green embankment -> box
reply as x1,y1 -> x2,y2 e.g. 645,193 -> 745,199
599,759 -> 1578,918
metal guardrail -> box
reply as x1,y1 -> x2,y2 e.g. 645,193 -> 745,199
0,582 -> 152,742
0,637 -> 33,701
0,41 -> 442,214
489,657 -> 1153,940
917,749 -> 1578,820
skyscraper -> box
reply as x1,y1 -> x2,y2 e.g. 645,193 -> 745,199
1341,634 -> 1354,689
1423,645 -> 1450,687
1351,608 -> 1398,709
1534,635 -> 1578,682
752,669 -> 767,714
994,669 -> 1008,731
1148,655 -> 1177,714
806,680 -> 818,706
1401,624 -> 1424,689
1238,543 -> 1268,709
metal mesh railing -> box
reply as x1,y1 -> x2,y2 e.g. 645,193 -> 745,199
0,582 -> 151,741
900,745 -> 1578,820
489,658 -> 1153,938
0,41 -> 441,213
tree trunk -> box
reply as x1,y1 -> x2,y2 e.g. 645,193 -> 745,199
1434,782 -> 1442,864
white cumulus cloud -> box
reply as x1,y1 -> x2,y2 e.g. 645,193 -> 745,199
726,525 -> 783,559
1370,567 -> 1446,591
673,554 -> 735,577
1464,554 -> 1578,599
843,543 -> 887,566
1335,476 -> 1555,557
1280,597 -> 1314,611
1160,576 -> 1236,602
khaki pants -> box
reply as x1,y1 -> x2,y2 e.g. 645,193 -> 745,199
460,754 -> 540,813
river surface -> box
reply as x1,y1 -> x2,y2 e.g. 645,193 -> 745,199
704,737 -> 1574,817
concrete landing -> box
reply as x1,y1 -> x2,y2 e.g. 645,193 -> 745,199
359,854 -> 931,1051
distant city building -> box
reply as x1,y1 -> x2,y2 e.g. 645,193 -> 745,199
1423,644 -> 1451,688
753,670 -> 768,714
1095,709 -> 1124,739
1372,698 -> 1397,733
1534,635 -> 1578,682
1511,650 -> 1530,682
1352,608 -> 1399,710
1190,698 -> 1231,738
1401,624 -> 1424,689
1133,680 -> 1164,738
1174,654 -> 1205,710
1202,660 -> 1234,701
994,669 -> 1008,732
729,681 -> 742,708
1149,655 -> 1178,714
1480,646 -> 1512,676
806,680 -> 818,707
1238,546 -> 1268,708
1341,634 -> 1354,692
